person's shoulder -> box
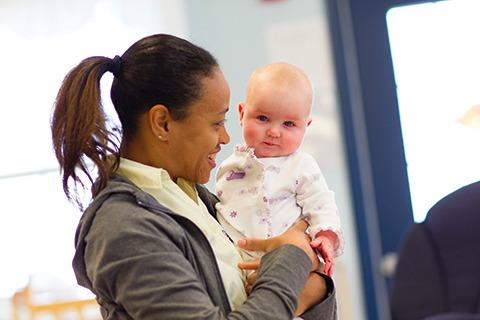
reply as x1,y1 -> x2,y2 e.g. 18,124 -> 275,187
90,194 -> 188,251
217,144 -> 242,167
97,192 -> 149,219
294,150 -> 316,161
216,144 -> 258,180
227,144 -> 256,162
89,179 -> 181,236
290,150 -> 320,169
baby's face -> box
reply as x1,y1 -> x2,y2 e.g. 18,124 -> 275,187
239,86 -> 311,158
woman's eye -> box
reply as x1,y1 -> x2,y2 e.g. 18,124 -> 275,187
284,121 -> 295,127
213,118 -> 227,128
257,115 -> 268,122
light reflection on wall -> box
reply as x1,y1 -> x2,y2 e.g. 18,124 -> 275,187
387,0 -> 480,222
0,0 -> 186,299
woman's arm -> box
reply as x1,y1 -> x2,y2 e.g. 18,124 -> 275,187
295,272 -> 328,316
82,200 -> 335,319
237,221 -> 337,319
300,273 -> 337,320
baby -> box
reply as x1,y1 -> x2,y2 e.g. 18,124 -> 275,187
215,62 -> 343,276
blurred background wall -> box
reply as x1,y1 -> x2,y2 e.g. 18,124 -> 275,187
0,0 -> 365,319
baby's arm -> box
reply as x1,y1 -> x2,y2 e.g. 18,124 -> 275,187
295,153 -> 344,273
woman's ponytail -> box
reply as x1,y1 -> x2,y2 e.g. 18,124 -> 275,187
51,56 -> 120,207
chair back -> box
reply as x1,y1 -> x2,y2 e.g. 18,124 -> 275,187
391,181 -> 480,319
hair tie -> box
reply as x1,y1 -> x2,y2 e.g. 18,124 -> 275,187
109,55 -> 122,77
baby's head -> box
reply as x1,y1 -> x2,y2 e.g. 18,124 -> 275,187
239,62 -> 313,158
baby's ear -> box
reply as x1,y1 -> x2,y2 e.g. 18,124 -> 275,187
238,102 -> 245,124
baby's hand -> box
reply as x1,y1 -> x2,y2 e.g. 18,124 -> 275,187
309,231 -> 336,276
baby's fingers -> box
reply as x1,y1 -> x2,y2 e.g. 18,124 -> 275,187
317,242 -> 334,264
323,259 -> 333,277
310,238 -> 322,249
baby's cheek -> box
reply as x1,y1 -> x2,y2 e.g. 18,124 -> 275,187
283,135 -> 302,153
243,127 -> 260,146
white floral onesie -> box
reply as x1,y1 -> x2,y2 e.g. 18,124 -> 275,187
215,144 -> 344,259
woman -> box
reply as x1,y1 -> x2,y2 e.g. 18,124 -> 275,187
51,34 -> 336,319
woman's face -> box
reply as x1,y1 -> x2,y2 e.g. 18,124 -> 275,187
167,69 -> 231,184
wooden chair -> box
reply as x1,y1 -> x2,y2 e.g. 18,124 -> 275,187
11,281 -> 100,320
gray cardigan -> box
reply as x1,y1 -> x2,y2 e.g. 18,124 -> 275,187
73,176 -> 337,319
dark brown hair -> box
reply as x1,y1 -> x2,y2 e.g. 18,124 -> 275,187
51,34 -> 218,206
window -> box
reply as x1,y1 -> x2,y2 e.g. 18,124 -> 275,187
387,0 -> 480,221
0,0 -> 186,300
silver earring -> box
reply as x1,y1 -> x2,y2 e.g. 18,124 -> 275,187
158,135 -> 163,140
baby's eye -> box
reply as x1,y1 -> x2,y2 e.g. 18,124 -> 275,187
283,121 -> 295,127
257,115 -> 268,122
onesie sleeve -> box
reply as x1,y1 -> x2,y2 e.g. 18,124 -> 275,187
295,153 -> 344,257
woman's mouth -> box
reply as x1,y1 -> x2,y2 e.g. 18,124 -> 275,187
207,152 -> 217,168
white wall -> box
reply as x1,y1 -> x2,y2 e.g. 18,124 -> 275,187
0,1 -> 187,318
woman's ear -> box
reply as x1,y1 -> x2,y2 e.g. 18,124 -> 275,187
149,104 -> 170,141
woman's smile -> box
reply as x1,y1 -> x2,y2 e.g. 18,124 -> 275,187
207,150 -> 219,168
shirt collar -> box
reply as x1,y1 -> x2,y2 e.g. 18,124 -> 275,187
115,157 -> 199,203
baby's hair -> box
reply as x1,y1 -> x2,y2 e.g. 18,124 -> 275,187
245,62 -> 314,111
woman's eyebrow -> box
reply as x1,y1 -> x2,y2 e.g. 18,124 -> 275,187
217,107 -> 229,115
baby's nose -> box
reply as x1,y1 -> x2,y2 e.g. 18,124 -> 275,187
267,127 -> 280,138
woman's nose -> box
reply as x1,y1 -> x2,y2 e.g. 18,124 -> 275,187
219,126 -> 230,145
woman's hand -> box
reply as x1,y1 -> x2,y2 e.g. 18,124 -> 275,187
238,255 -> 329,314
237,221 -> 330,315
237,220 -> 319,270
